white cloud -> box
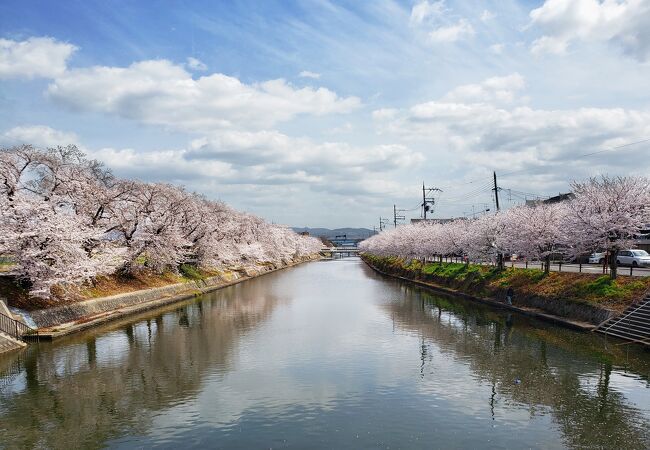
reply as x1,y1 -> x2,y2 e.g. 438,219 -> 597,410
530,35 -> 568,55
298,70 -> 321,79
489,43 -> 504,54
89,146 -> 236,182
372,108 -> 399,120
0,37 -> 76,79
410,0 -> 446,25
480,10 -> 495,22
185,130 -> 424,176
2,125 -> 79,148
429,19 -> 475,43
374,73 -> 650,190
186,56 -> 207,71
442,73 -> 525,105
529,0 -> 650,61
328,122 -> 353,134
46,60 -> 361,132
2,124 -> 422,203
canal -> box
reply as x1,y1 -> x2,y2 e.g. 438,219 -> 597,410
1,259 -> 650,449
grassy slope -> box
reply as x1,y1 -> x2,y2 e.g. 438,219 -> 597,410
0,265 -> 227,311
363,255 -> 650,324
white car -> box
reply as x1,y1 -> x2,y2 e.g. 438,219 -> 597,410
616,249 -> 650,267
588,252 -> 606,264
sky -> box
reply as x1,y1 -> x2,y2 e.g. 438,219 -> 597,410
1,0 -> 649,228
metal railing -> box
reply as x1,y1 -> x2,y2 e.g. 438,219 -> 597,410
0,311 -> 37,341
595,293 -> 650,345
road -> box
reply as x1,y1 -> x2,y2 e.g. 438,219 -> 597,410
507,261 -> 650,277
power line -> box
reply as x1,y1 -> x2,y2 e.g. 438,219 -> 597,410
436,136 -> 650,188
437,183 -> 493,203
499,137 -> 650,179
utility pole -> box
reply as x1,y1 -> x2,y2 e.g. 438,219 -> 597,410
493,171 -> 500,211
422,183 -> 443,220
493,171 -> 503,270
393,205 -> 406,228
379,217 -> 390,231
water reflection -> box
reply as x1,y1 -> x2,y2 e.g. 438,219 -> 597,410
0,280 -> 285,449
0,259 -> 649,449
382,283 -> 650,448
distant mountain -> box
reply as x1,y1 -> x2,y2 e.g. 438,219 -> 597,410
292,227 -> 375,239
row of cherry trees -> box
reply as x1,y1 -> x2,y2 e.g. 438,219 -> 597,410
360,176 -> 650,279
0,145 -> 322,297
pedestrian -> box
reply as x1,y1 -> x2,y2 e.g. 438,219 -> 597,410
506,287 -> 514,306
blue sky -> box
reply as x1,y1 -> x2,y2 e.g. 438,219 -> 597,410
1,0 -> 649,228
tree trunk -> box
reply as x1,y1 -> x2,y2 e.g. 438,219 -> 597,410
497,253 -> 504,271
544,255 -> 551,274
609,250 -> 618,279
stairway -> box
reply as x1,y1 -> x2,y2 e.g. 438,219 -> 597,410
596,294 -> 650,345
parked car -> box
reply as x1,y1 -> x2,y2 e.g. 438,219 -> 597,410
616,249 -> 650,267
588,252 -> 606,264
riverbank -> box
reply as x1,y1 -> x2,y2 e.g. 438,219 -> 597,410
362,255 -> 650,328
13,255 -> 320,340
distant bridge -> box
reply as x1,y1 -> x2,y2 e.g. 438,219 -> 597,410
320,248 -> 360,258
327,234 -> 367,247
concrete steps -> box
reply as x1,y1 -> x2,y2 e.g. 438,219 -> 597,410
0,330 -> 26,354
596,294 -> 650,345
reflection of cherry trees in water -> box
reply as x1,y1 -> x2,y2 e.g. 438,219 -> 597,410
0,281 -> 283,448
384,285 -> 650,449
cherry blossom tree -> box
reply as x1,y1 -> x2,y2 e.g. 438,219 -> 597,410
563,176 -> 650,279
500,203 -> 568,273
1,144 -> 322,298
360,176 -> 650,280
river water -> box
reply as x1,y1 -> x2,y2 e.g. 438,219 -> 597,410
1,259 -> 650,449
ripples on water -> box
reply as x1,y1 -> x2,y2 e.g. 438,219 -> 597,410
1,259 -> 649,449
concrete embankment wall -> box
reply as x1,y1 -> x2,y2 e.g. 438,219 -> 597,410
0,332 -> 26,354
362,256 -> 613,329
0,300 -> 26,354
25,256 -> 318,336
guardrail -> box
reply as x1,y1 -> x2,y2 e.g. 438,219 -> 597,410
0,311 -> 37,341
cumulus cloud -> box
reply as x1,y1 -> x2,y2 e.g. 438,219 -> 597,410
46,60 -> 360,132
186,56 -> 207,71
185,130 -> 424,175
429,19 -> 475,43
0,37 -> 76,79
298,70 -> 321,79
529,0 -> 650,60
442,73 -> 525,105
374,73 -> 650,189
2,124 -> 422,202
2,125 -> 79,147
97,131 -> 423,199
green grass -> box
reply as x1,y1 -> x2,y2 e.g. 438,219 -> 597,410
179,264 -> 204,281
574,276 -> 647,300
362,254 -> 650,314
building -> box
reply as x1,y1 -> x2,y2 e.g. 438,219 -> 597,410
525,192 -> 575,207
